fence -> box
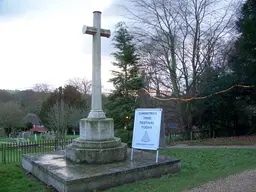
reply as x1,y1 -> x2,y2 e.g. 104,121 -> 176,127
0,139 -> 72,164
168,130 -> 212,142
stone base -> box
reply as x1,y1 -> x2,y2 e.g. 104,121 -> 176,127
79,118 -> 114,141
66,138 -> 127,164
87,110 -> 106,119
22,149 -> 181,192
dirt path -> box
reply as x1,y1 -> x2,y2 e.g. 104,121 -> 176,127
167,144 -> 256,149
184,169 -> 256,192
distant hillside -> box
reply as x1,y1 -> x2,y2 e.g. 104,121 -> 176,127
5,89 -> 20,94
0,89 -> 49,114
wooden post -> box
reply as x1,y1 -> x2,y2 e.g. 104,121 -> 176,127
18,142 -> 20,162
6,143 -> 8,163
43,140 -> 44,153
55,139 -> 57,151
2,144 -> 6,164
11,143 -> 13,163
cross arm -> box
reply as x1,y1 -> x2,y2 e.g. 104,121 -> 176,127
82,25 -> 111,38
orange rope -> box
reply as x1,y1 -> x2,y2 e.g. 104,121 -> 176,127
142,85 -> 256,101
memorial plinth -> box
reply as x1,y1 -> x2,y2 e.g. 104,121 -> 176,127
79,118 -> 114,141
66,118 -> 127,164
22,149 -> 181,192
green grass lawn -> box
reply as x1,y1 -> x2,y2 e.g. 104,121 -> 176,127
0,135 -> 78,143
1,148 -> 256,192
65,134 -> 79,139
106,148 -> 256,192
0,137 -> 16,143
0,137 -> 38,143
0,164 -> 51,192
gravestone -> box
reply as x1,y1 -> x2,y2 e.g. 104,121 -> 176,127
20,131 -> 32,139
0,128 -> 6,137
41,131 -> 56,140
22,11 -> 181,192
9,132 -> 19,138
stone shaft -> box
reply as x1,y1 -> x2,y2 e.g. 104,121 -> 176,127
88,11 -> 105,119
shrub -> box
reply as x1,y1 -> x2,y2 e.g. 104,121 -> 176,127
115,129 -> 133,147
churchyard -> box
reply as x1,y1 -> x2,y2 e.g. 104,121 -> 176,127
0,138 -> 73,164
1,0 -> 256,191
0,130 -> 75,164
1,127 -> 256,191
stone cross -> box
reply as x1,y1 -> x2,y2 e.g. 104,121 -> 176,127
82,11 -> 111,119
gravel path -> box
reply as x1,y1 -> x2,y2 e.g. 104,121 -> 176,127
184,169 -> 256,192
167,144 -> 256,149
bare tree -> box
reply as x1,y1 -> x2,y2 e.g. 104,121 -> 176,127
32,83 -> 53,113
45,101 -> 72,141
121,0 -> 240,131
175,0 -> 239,95
33,83 -> 52,93
123,0 -> 239,93
67,77 -> 92,95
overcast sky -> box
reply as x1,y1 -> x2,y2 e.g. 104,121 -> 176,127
0,0 -> 124,91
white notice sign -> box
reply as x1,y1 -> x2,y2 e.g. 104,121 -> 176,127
132,108 -> 162,150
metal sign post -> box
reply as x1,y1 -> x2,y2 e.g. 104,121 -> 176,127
131,148 -> 134,161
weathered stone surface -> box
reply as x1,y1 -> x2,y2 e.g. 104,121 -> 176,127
22,149 -> 181,192
87,110 -> 106,119
79,118 -> 114,141
84,11 -> 111,119
72,137 -> 121,149
66,142 -> 127,164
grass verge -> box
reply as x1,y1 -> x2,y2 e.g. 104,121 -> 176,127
106,148 -> 256,192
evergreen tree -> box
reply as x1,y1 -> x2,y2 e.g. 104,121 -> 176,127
106,22 -> 144,131
229,0 -> 256,109
231,0 -> 256,84
200,0 -> 256,136
39,85 -> 88,126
